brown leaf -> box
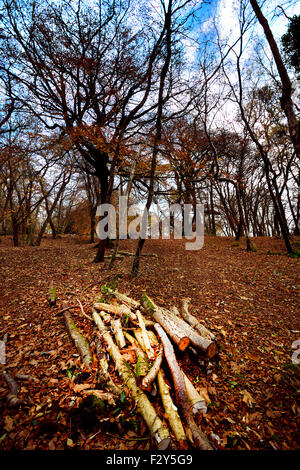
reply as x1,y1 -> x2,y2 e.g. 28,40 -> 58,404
241,390 -> 256,408
4,416 -> 14,432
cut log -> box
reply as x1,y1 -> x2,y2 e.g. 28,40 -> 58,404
111,318 -> 126,349
93,311 -> 171,450
154,323 -> 213,450
134,328 -> 162,354
181,298 -> 215,341
141,295 -> 190,351
157,369 -> 188,448
141,344 -> 164,391
142,294 -> 217,358
64,311 -> 92,368
94,302 -> 137,323
182,372 -> 207,414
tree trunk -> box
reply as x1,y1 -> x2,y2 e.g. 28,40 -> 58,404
131,2 -> 173,276
250,0 -> 300,159
12,217 -> 19,247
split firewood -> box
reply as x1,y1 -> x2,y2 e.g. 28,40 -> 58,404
181,298 -> 215,341
64,311 -> 92,368
2,371 -> 23,407
157,368 -> 188,448
141,294 -> 190,351
95,334 -> 122,395
141,344 -> 163,391
93,311 -> 172,450
94,301 -> 137,323
154,323 -> 213,450
134,328 -> 160,354
124,333 -> 149,377
136,310 -> 155,360
182,372 -> 207,414
142,294 -> 217,358
111,318 -> 126,349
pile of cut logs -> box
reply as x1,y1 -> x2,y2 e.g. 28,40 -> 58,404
64,289 -> 218,450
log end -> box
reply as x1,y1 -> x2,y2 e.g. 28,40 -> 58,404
156,436 -> 171,450
207,342 -> 218,359
178,337 -> 190,351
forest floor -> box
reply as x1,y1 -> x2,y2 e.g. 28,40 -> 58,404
0,234 -> 299,451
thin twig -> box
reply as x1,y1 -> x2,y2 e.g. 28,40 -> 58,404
76,299 -> 93,321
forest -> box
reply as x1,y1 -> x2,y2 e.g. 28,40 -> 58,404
0,0 -> 299,454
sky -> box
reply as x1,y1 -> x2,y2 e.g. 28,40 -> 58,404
204,0 -> 300,43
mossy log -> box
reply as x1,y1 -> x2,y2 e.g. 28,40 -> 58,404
141,343 -> 163,391
64,311 -> 92,368
111,318 -> 126,349
105,289 -> 140,309
48,283 -> 57,307
136,310 -> 155,360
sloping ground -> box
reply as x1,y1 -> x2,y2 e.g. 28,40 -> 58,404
0,235 -> 299,450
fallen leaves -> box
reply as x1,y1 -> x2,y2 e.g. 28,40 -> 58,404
241,390 -> 256,408
0,235 -> 299,450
